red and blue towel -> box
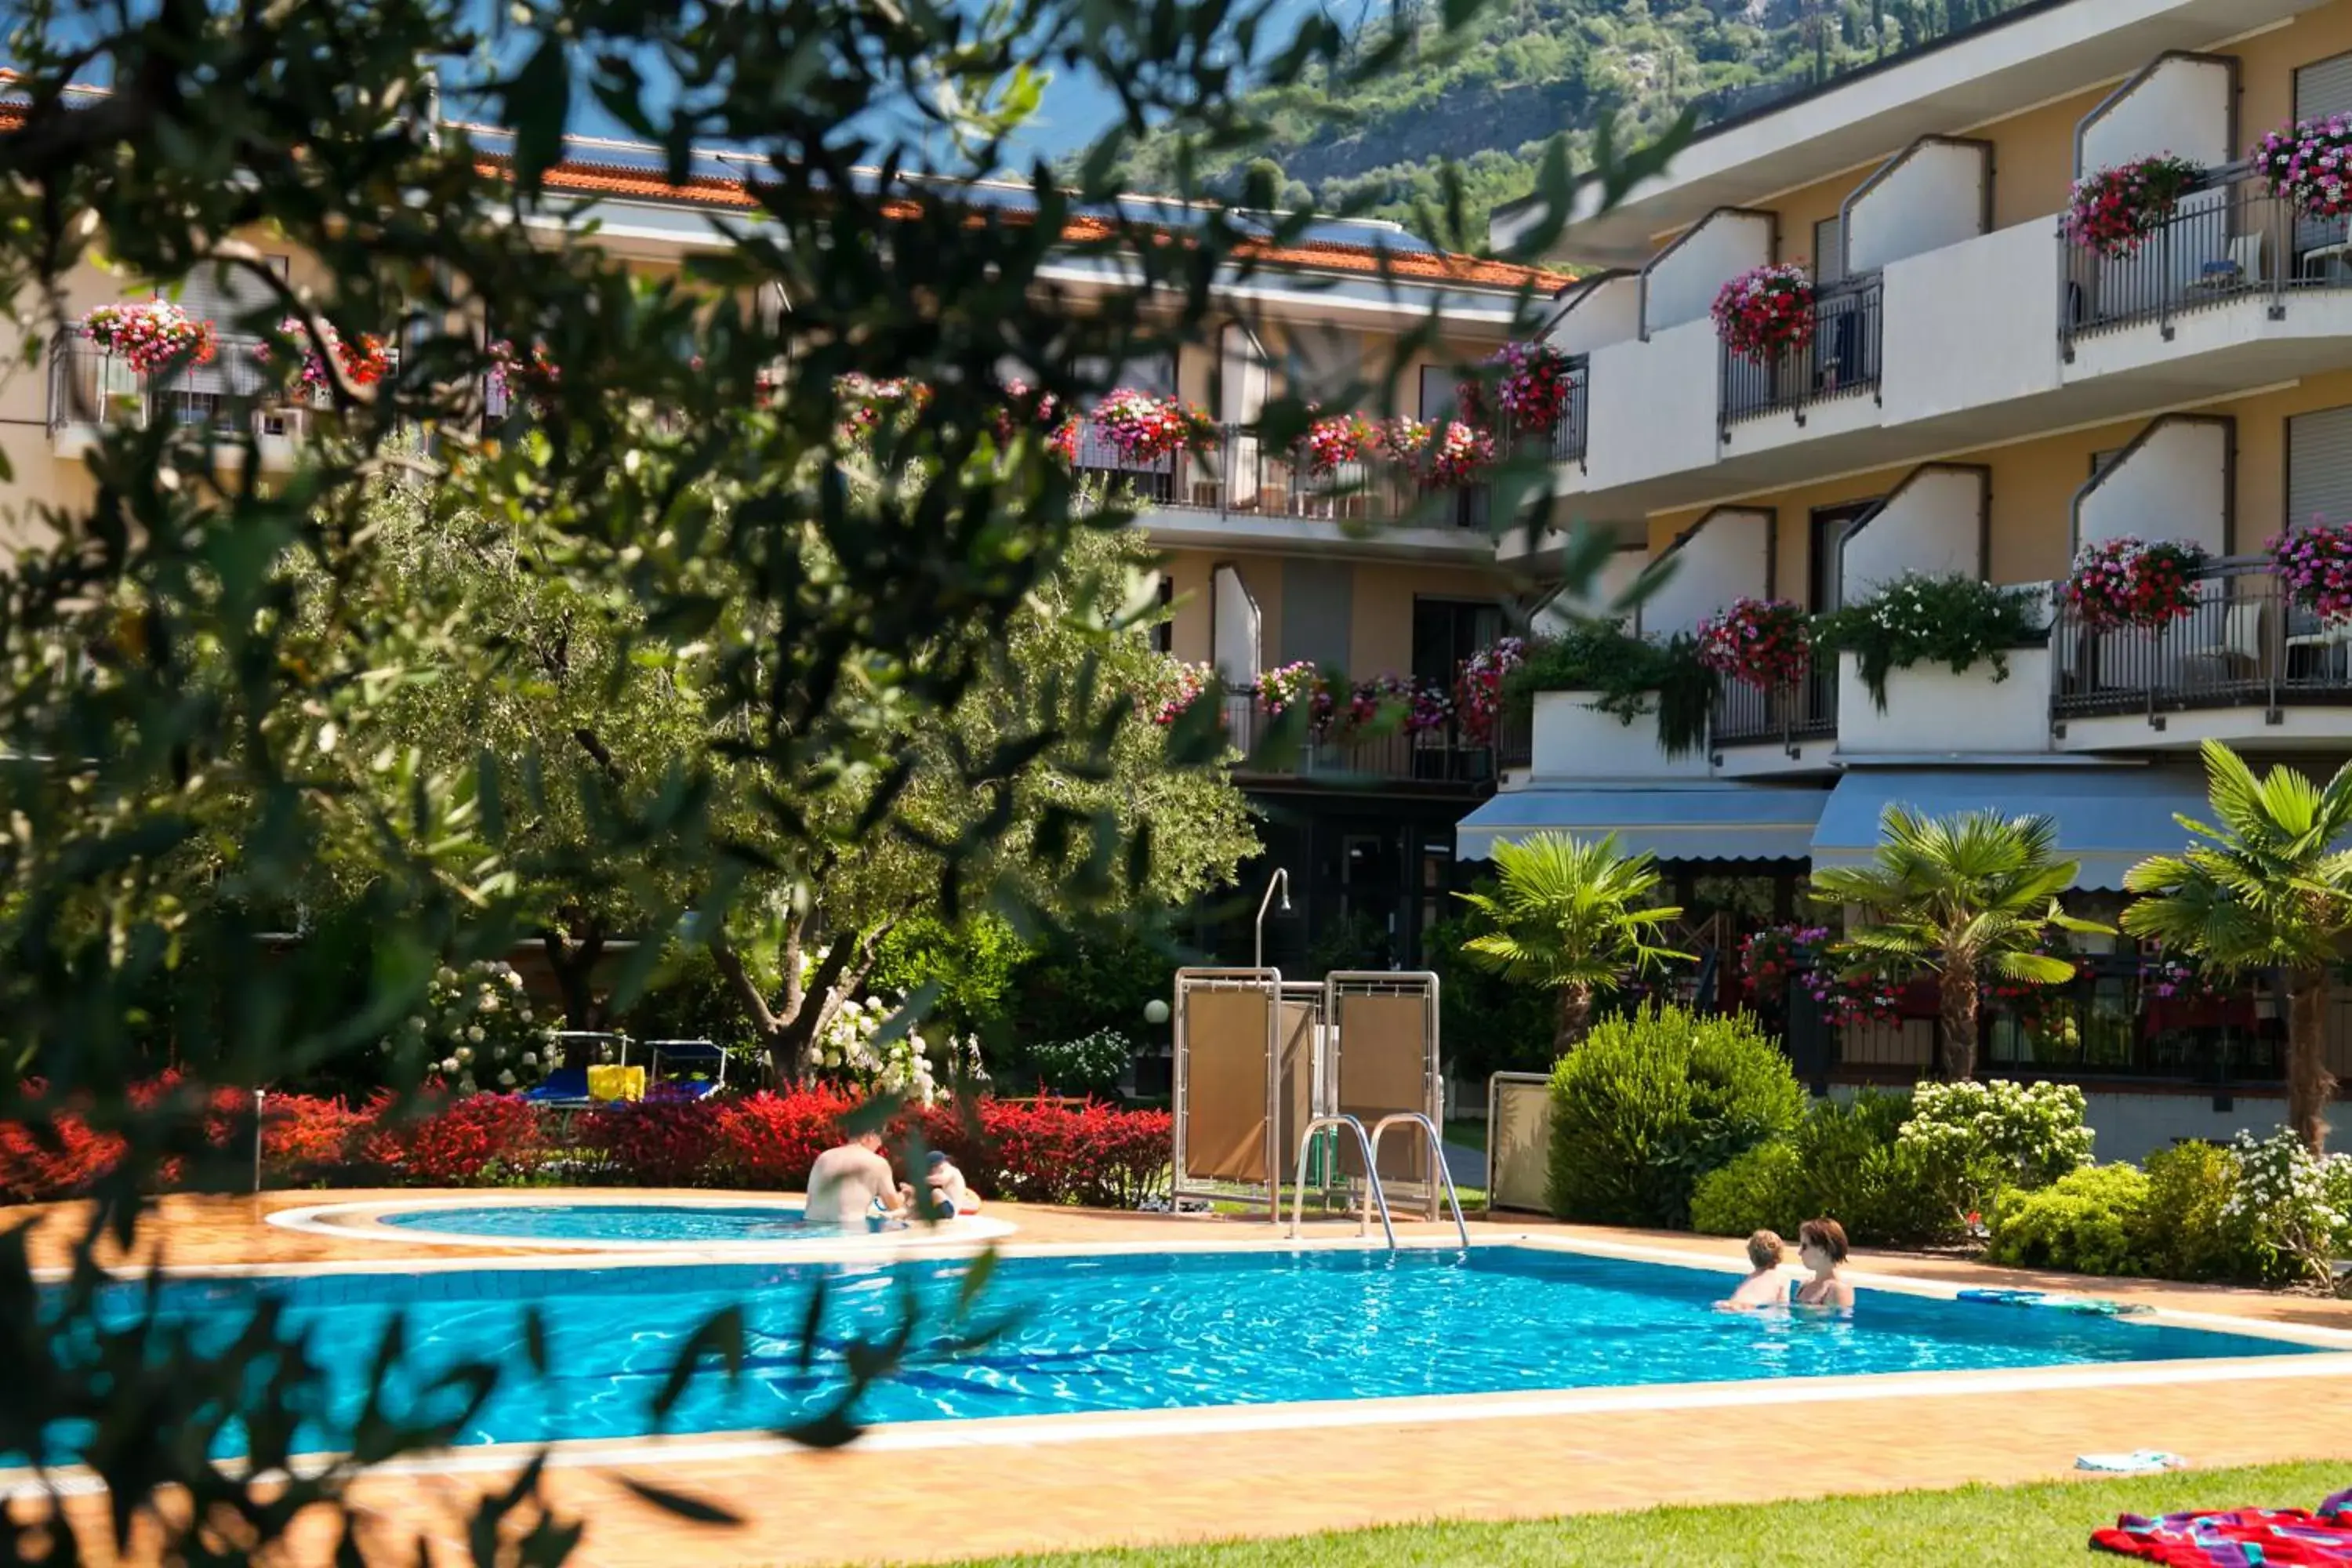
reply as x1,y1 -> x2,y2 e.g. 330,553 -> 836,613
2092,1488 -> 2352,1564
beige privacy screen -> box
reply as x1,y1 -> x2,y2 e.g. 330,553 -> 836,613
1184,987 -> 1272,1182
1334,991 -> 1429,1183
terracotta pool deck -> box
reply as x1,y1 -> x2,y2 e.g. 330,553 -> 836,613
8,1190 -> 2352,1566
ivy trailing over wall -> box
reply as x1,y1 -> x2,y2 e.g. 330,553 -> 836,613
1504,619 -> 1718,760
1812,573 -> 2048,712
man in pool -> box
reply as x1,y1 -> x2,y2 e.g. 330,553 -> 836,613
803,1129 -> 904,1228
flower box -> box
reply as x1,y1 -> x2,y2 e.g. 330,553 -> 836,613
1833,648 -> 2053,757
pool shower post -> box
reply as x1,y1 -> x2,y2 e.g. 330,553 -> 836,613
252,1088 -> 264,1195
1253,868 -> 1290,971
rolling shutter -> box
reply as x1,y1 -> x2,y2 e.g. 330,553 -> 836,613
1279,560 -> 1353,673
171,255 -> 289,335
1813,216 -> 1846,285
2297,52 -> 2352,122
2288,405 -> 2352,531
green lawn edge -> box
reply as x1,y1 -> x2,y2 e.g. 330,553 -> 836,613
936,1460 -> 2352,1566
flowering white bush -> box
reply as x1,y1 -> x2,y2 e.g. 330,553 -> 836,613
808,991 -> 989,1106
1031,1027 -> 1134,1094
1898,1080 -> 2093,1220
387,961 -> 553,1095
2223,1127 -> 2352,1287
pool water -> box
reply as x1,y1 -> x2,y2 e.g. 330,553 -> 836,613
379,1203 -> 826,1244
77,1247 -> 2316,1455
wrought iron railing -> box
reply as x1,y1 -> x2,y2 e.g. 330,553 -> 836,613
1220,691 -> 1494,788
45,331 -> 323,439
1553,356 -> 1588,465
2060,172 -> 2352,348
2048,555 -> 2352,721
1719,274 -> 1883,430
1497,701 -> 1534,772
1709,664 -> 1839,750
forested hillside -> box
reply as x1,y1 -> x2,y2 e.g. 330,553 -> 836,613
1116,0 -> 2038,244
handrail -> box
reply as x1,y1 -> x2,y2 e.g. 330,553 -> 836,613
1836,462 -> 1992,593
2071,50 -> 2239,176
1836,134 -> 1994,278
1636,205 -> 1777,341
1288,1114 -> 1396,1247
1369,1112 -> 1470,1247
2066,414 -> 2236,555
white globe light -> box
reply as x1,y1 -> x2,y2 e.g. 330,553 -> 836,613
1144,999 -> 1171,1025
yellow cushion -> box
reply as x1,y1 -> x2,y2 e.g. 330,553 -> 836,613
587,1064 -> 645,1102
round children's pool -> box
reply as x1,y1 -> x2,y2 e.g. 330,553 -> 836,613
266,1196 -> 1015,1250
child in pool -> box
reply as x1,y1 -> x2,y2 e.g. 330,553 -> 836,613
1719,1229 -> 1791,1310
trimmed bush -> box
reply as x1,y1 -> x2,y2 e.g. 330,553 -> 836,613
1690,1140 -> 1804,1237
1687,1091 -> 1958,1248
2140,1140 -> 2254,1283
1985,1163 -> 2151,1276
1546,1004 -> 1806,1228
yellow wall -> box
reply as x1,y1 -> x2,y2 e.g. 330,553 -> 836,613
2243,1 -> 2352,141
1156,548 -> 1506,675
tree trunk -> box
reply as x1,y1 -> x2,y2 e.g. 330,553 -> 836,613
541,916 -> 608,1058
1553,982 -> 1593,1056
709,915 -> 902,1087
2288,966 -> 2337,1156
1937,964 -> 1979,1081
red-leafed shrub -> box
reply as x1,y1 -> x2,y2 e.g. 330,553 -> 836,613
260,1094 -> 377,1184
712,1087 -> 862,1189
0,1109 -> 125,1203
575,1098 -> 723,1187
363,1094 -> 545,1185
972,1099 -> 1172,1208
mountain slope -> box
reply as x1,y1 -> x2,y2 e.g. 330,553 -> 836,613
1116,0 -> 2041,246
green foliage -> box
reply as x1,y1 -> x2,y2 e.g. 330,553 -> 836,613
1688,1139 -> 1803,1238
1457,832 -> 1688,1052
619,946 -> 767,1054
2140,1142 -> 2256,1283
1007,919 -> 1182,1049
1544,1004 -> 1805,1228
869,916 -> 1034,1037
1689,1090 -> 1961,1248
1899,1079 -> 2094,1192
1504,621 -> 1715,760
1425,903 -> 1556,1083
1985,1164 -> 2151,1276
1812,574 -> 2046,712
1029,1028 -> 1136,1095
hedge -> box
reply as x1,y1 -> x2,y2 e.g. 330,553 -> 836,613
0,1081 -> 1173,1210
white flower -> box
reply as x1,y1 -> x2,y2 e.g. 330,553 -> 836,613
498,1069 -> 517,1087
467,1025 -> 485,1044
481,995 -> 499,1014
456,1045 -> 474,1063
521,1051 -> 537,1068
505,970 -> 524,990
441,1056 -> 460,1074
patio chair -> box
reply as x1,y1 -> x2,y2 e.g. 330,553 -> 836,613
2183,598 -> 2265,682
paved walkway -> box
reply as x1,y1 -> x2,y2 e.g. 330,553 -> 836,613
9,1192 -> 2352,1566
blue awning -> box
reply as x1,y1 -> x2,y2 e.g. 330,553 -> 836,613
1455,782 -> 1831,863
1810,766 -> 2211,891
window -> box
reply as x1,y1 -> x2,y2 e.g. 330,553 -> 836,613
1417,365 -> 1457,423
1152,574 -> 1174,655
172,254 -> 290,336
1411,598 -> 1502,686
1807,503 -> 1875,613
2288,405 -> 2352,531
1279,560 -> 1352,672
1813,216 -> 1845,286
2297,50 -> 2352,124
1282,325 -> 1359,406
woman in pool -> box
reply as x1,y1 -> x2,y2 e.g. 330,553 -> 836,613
1795,1217 -> 1856,1309
1719,1229 -> 1791,1309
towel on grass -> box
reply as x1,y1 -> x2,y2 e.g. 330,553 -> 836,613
2092,1489 -> 2352,1563
2078,1452 -> 2189,1473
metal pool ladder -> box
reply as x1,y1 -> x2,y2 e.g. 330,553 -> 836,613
1285,1112 -> 1469,1250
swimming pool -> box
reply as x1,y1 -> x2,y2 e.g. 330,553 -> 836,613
75,1245 -> 2326,1457
271,1197 -> 1017,1250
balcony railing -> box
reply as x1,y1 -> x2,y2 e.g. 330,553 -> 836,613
1221,691 -> 1495,789
1554,356 -> 1589,466
2060,172 -> 2352,348
1497,701 -> 1534,772
46,331 -> 322,440
1711,664 -> 1839,750
1719,274 -> 1883,430
2049,555 -> 2352,721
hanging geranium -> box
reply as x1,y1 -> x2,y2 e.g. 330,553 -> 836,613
487,339 -> 559,405
2252,118 -> 2352,220
78,299 -> 218,375
1405,681 -> 1454,735
2063,535 -> 2205,630
256,318 -> 390,392
1302,412 -> 1378,477
992,378 -> 1063,447
2063,154 -> 2205,259
2268,521 -> 2352,619
338,332 -> 391,387
1045,419 -> 1080,466
1710,263 -> 1815,364
1378,415 -> 1431,463
1477,340 -> 1574,434
1415,419 -> 1494,488
1695,597 -> 1811,690
1258,660 -> 1336,733
1093,387 -> 1208,463
2139,949 -> 2232,1007
1150,659 -> 1214,727
1453,637 -> 1526,745
1738,924 -> 1900,1026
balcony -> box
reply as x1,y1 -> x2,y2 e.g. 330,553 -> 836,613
1221,692 -> 1497,793
46,331 -> 326,469
2050,557 -> 2352,749
1719,274 -> 1883,433
1711,666 -> 1839,758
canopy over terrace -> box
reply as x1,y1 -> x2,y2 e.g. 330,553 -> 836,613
1454,780 -> 1831,864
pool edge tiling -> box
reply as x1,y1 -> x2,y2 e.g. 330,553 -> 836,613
267,1193 -> 1020,1252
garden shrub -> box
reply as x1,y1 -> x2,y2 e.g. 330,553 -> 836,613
868,915 -> 1032,1037
365,1094 -> 546,1185
1898,1079 -> 2093,1229
711,1086 -> 863,1189
1985,1163 -> 2151,1276
1546,1004 -> 1805,1228
573,1098 -> 724,1187
2222,1127 -> 2352,1288
1029,1028 -> 1135,1096
2139,1141 -> 2255,1283
1690,1140 -> 1804,1237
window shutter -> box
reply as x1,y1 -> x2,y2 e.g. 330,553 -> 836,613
2288,405 -> 2352,531
2297,52 -> 2352,122
1279,560 -> 1353,673
170,256 -> 289,334
1813,216 -> 1846,285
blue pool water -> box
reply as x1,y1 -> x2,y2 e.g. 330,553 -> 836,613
379,1203 -> 824,1244
72,1247 -> 2317,1454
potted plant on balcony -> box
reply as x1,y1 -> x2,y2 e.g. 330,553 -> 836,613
1710,263 -> 1816,364
2062,154 -> 2206,259
1812,573 -> 2048,710
2269,521 -> 2352,619
1092,387 -> 1207,464
1737,922 -> 1902,1027
836,372 -> 931,445
2062,535 -> 2205,630
1694,596 -> 1812,689
1460,341 -> 1573,437
1258,659 -> 1336,735
78,299 -> 218,374
1453,636 -> 1526,745
1413,418 -> 1495,489
1300,411 -> 1377,477
2252,118 -> 2352,220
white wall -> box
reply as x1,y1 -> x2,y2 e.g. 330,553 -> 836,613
2081,1091 -> 2350,1166
1527,691 -> 1709,780
1549,274 -> 1642,356
2075,419 -> 2230,555
1211,564 -> 1260,683
1636,507 -> 1771,634
1881,221 -> 2063,426
1835,647 -> 2054,753
1642,209 -> 1774,336
1536,548 -> 1649,625
1584,317 -> 1719,490
1841,466 -> 1987,599
2077,54 -> 2234,174
1846,140 -> 1991,274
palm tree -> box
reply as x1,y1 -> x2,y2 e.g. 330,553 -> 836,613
1809,806 -> 2100,1081
1454,832 -> 1689,1054
2122,741 -> 2352,1155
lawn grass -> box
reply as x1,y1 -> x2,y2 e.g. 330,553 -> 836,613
1439,1117 -> 1486,1153
939,1461 -> 2352,1566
